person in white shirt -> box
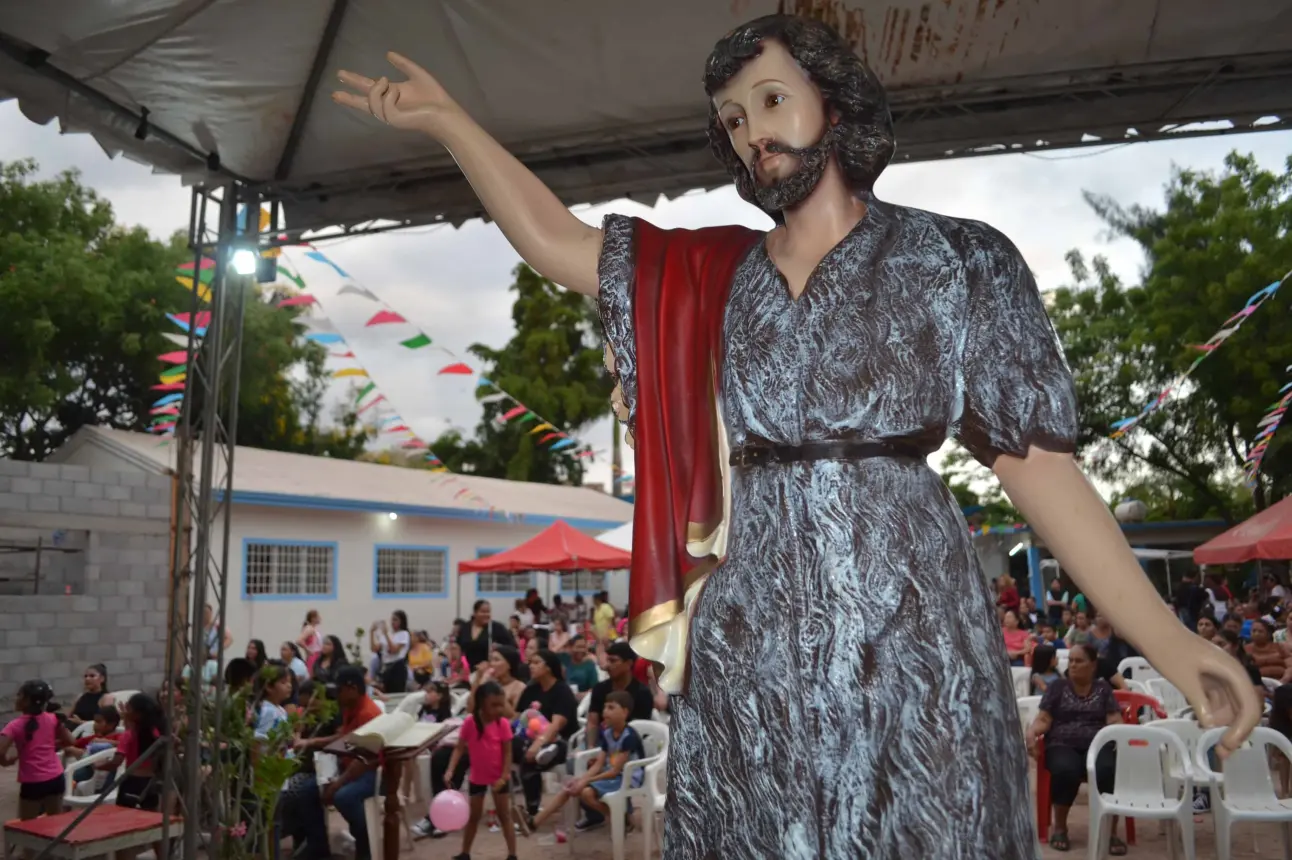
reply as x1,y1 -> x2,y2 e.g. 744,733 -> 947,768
515,598 -> 536,630
370,610 -> 412,693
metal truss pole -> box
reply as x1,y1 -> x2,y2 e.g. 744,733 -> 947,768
154,181 -> 249,860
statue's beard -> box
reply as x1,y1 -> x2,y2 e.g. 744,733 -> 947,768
748,126 -> 838,213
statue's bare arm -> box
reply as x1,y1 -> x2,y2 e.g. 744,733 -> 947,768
334,53 -> 602,297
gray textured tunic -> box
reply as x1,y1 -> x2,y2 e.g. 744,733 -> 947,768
598,197 -> 1077,859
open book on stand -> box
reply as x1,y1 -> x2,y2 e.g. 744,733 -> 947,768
339,712 -> 448,754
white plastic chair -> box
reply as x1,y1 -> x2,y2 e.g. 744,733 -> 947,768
569,719 -> 670,860
641,752 -> 668,860
1263,677 -> 1282,696
394,694 -> 423,716
1016,696 -> 1042,740
1196,726 -> 1292,860
1145,679 -> 1192,720
1087,724 -> 1195,860
1055,649 -> 1070,676
1011,667 -> 1032,699
1117,657 -> 1162,684
108,690 -> 140,712
577,693 -> 592,726
450,689 -> 469,716
63,747 -> 119,807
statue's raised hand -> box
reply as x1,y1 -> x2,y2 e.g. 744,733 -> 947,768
332,52 -> 461,137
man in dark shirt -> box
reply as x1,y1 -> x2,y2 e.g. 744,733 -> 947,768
584,642 -> 655,749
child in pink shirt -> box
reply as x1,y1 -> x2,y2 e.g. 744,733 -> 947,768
0,680 -> 76,819
444,681 -> 516,860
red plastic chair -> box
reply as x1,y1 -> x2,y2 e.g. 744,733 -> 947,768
1034,690 -> 1166,843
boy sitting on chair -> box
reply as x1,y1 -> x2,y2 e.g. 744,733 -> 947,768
533,691 -> 646,831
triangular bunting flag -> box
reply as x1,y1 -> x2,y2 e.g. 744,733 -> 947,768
387,425 -> 411,433
331,351 -> 356,359
400,333 -> 432,349
150,406 -> 180,416
153,393 -> 185,407
549,438 -> 577,451
151,382 -> 186,391
162,333 -> 191,347
357,395 -> 386,415
304,250 -> 350,279
402,440 -> 428,450
332,368 -> 369,379
278,295 -> 318,308
175,276 -> 213,302
518,413 -> 538,423
159,371 -> 186,384
438,363 -> 473,375
479,393 -> 509,404
355,382 -> 377,403
305,332 -> 345,344
529,423 -> 554,435
499,406 -> 528,422
338,284 -> 379,300
157,351 -> 188,364
277,266 -> 306,289
538,432 -> 560,444
365,310 -> 407,327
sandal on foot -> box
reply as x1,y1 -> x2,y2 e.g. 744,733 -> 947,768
1048,830 -> 1070,852
1108,836 -> 1127,856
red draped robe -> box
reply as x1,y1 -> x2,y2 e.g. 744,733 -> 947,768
620,219 -> 761,693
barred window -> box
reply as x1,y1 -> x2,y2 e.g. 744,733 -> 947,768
375,547 -> 447,595
476,572 -> 535,594
244,542 -> 333,597
559,571 -> 606,594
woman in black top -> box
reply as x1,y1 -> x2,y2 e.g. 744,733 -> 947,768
311,635 -> 348,684
513,650 -> 579,818
457,600 -> 516,669
68,663 -> 109,727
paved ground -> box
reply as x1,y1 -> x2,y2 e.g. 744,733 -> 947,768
3,773 -> 1291,858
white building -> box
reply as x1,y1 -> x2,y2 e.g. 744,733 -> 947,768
49,427 -> 632,655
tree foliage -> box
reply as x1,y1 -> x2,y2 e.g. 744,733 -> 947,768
1048,152 -> 1292,520
428,264 -> 612,484
0,160 -> 368,460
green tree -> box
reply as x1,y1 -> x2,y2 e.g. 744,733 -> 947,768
431,264 -> 612,484
939,447 -> 1023,527
0,160 -> 369,460
1049,152 -> 1292,520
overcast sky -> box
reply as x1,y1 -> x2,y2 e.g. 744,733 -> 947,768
3,99 -> 1290,491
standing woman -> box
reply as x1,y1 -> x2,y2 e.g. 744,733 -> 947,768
372,610 -> 412,693
298,610 -> 324,672
457,600 -> 516,669
311,635 -> 348,684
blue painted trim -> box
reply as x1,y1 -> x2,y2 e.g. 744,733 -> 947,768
1027,545 -> 1043,602
1119,519 -> 1226,532
216,489 -> 627,532
241,538 -> 339,601
472,547 -> 534,597
373,544 -> 451,599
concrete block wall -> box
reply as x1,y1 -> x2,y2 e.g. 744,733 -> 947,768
0,460 -> 171,714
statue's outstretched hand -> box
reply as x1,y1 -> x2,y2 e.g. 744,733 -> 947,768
1147,630 -> 1263,756
332,52 -> 462,136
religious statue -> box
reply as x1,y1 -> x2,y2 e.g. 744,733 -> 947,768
335,14 -> 1260,858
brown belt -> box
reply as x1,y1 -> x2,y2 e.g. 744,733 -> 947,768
729,439 -> 924,469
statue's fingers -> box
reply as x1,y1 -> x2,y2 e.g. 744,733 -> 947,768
336,70 -> 376,92
387,52 -> 431,83
367,77 -> 390,122
331,91 -> 372,113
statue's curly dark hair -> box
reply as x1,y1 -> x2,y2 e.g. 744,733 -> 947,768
703,14 -> 895,220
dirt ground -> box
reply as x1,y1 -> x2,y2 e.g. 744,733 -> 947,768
3,772 -> 1291,858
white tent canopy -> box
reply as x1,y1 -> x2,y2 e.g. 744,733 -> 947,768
598,520 -> 632,552
2,1 -> 1289,235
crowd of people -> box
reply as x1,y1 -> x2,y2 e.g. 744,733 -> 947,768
0,589 -> 666,860
1003,564 -> 1292,854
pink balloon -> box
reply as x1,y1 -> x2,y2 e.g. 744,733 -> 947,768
429,790 -> 470,832
528,717 -> 546,736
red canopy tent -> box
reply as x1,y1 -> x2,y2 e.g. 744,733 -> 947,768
456,520 -> 631,615
1193,496 -> 1292,565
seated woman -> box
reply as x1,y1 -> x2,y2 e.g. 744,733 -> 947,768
1026,643 -> 1125,854
1002,610 -> 1032,667
1245,619 -> 1292,684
